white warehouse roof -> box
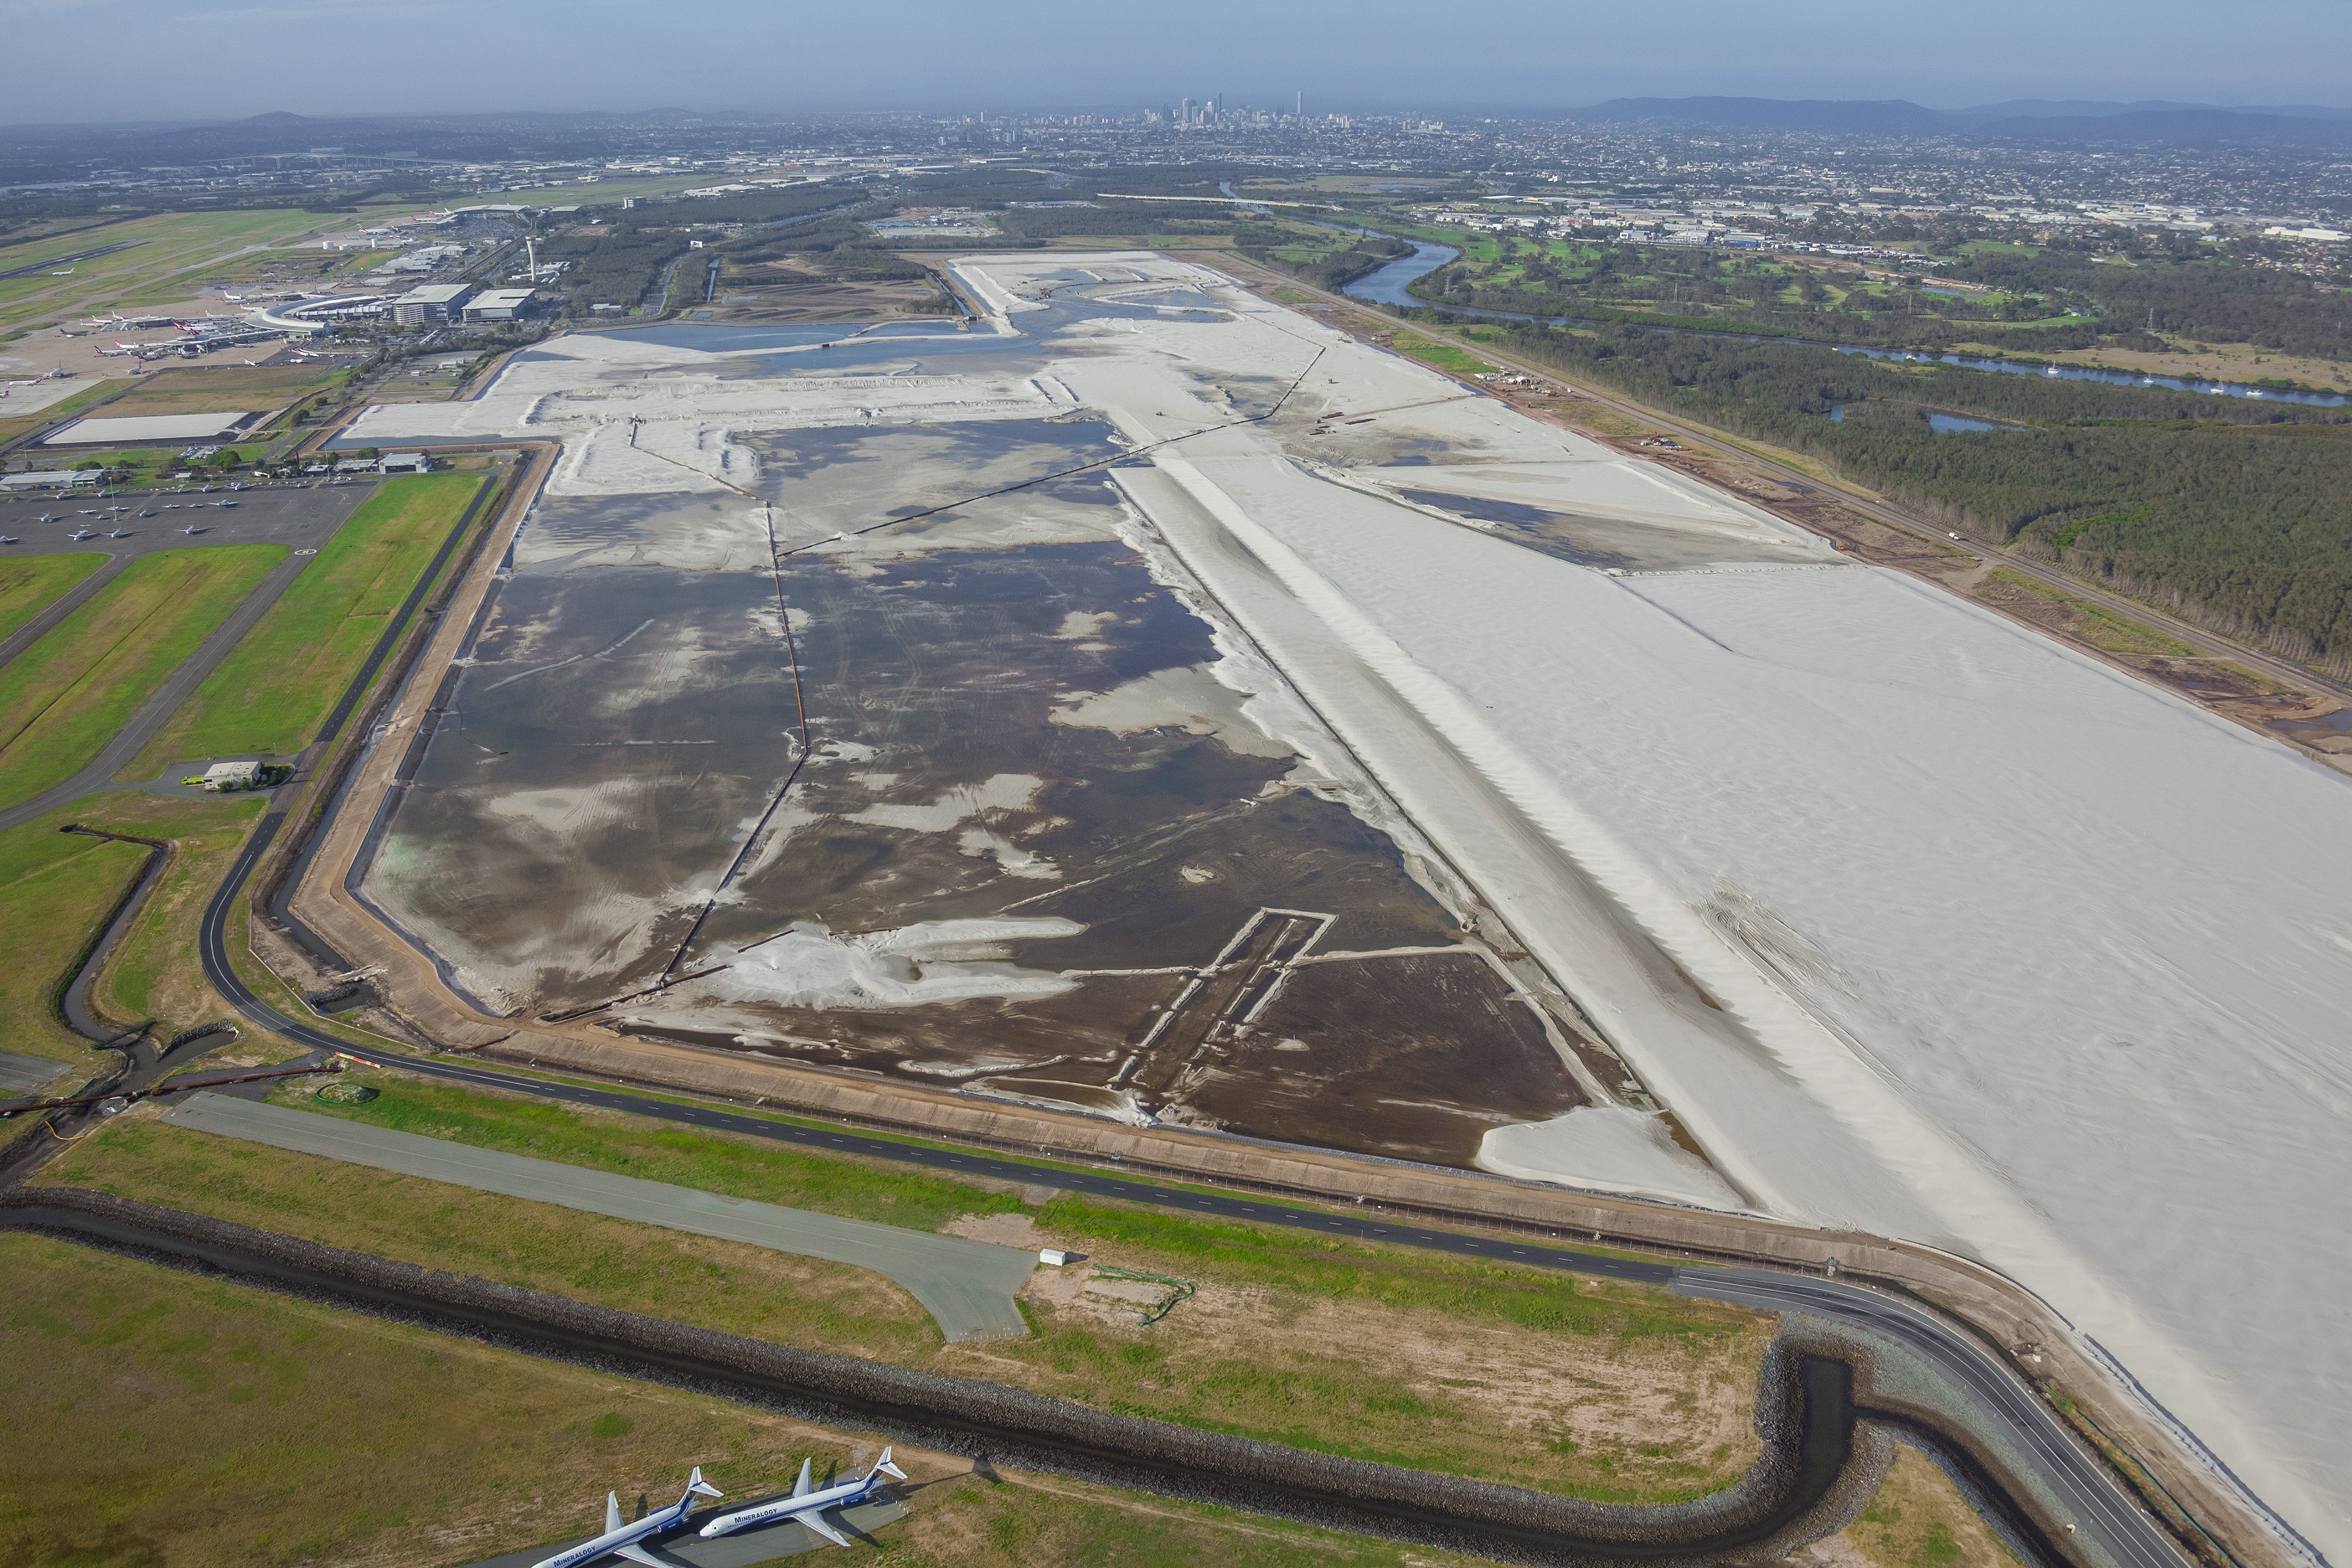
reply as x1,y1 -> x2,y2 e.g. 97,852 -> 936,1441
43,411 -> 263,445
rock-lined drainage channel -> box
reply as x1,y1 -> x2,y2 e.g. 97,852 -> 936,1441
0,1188 -> 1893,1567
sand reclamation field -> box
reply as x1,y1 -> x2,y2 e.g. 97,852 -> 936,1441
343,255 -> 2352,1560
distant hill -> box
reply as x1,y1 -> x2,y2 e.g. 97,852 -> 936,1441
1959,99 -> 2352,122
1568,95 -> 2352,145
1975,108 -> 2352,146
1571,96 -> 1952,135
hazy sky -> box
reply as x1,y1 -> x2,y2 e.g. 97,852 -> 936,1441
9,0 -> 2348,124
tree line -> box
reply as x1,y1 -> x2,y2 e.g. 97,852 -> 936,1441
1493,322 -> 2352,672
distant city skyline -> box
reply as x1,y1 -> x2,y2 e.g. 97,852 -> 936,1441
7,0 -> 2347,125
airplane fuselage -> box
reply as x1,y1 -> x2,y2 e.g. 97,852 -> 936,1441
534,1498 -> 694,1568
530,1467 -> 720,1568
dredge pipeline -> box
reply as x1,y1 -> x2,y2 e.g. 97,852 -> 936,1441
0,1187 -> 1896,1568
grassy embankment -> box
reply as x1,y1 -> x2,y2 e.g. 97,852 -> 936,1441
1975,568 -> 2200,658
0,1227 -> 2004,1568
45,1074 -> 1772,1505
128,473 -> 482,772
0,544 -> 283,807
1845,1447 -> 2023,1568
0,553 -> 104,643
0,1231 -> 1487,1568
1389,328 -> 1499,378
0,794 -> 264,1070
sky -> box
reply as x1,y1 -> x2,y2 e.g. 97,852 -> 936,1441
8,0 -> 2349,125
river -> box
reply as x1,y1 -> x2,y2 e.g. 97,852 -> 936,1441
1330,233 -> 2346,408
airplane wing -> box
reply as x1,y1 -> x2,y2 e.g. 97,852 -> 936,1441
791,1510 -> 852,1549
611,1546 -> 664,1566
792,1458 -> 813,1498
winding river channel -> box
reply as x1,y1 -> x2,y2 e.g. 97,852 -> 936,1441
1335,233 -> 2347,407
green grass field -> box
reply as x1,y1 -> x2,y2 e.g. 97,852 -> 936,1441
0,792 -> 264,1065
1391,330 -> 1499,377
100,364 -> 343,417
0,1232 -> 891,1568
0,807 -> 147,1066
267,1074 -> 1771,1501
288,1072 -> 1029,1233
0,209 -> 333,334
1980,569 -> 2200,657
42,1116 -> 945,1361
79,791 -> 267,1033
0,1232 -> 1488,1568
0,553 -> 103,644
1848,1447 -> 2022,1568
128,475 -> 480,771
0,545 -> 284,808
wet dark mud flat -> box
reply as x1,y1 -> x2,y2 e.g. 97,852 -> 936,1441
359,396 -> 1591,1168
358,513 -> 801,1012
615,532 -> 1593,1166
741,418 -> 1125,545
1394,488 -> 1638,570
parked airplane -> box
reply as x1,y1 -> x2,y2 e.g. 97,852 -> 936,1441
698,1450 -> 905,1548
70,528 -> 95,540
106,528 -> 129,538
531,1467 -> 722,1568
182,524 -> 205,534
34,513 -> 60,524
0,535 -> 18,545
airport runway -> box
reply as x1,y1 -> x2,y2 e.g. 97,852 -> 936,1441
159,1090 -> 1037,1342
0,1049 -> 69,1096
0,548 -> 312,832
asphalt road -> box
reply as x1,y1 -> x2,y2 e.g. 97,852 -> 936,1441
1226,253 -> 2349,705
163,1090 -> 1036,1342
192,811 -> 2184,1568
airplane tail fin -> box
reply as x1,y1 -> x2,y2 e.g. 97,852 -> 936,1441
606,1492 -> 623,1534
869,1447 -> 908,1483
686,1466 -> 725,1501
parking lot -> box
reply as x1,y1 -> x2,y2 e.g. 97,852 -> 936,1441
0,479 -> 374,558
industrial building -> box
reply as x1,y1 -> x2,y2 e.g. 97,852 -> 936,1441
391,283 -> 475,324
460,288 -> 538,323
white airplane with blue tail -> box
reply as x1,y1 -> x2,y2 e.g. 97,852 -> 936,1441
697,1448 -> 905,1549
532,1467 -> 722,1568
